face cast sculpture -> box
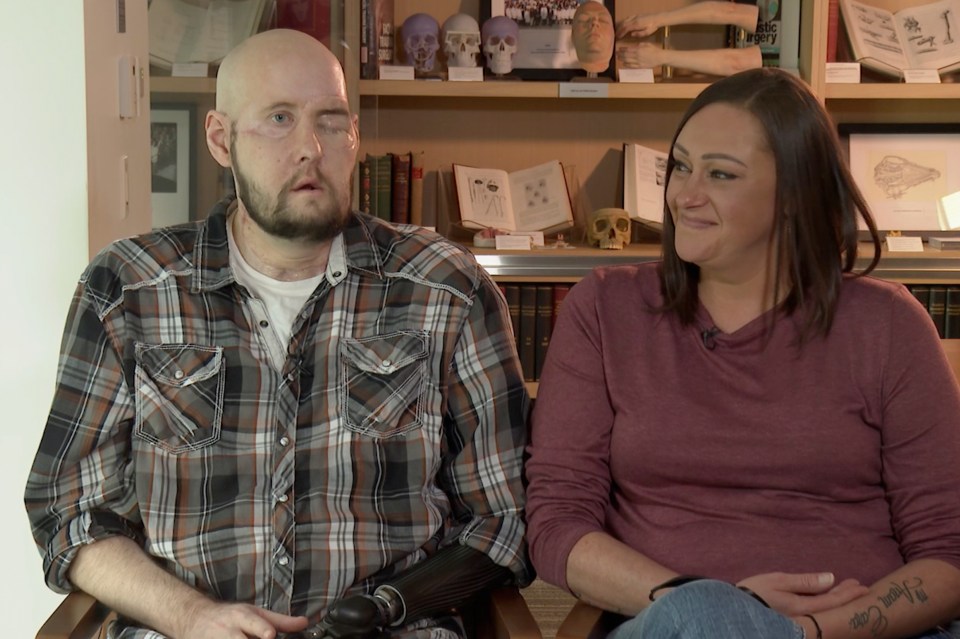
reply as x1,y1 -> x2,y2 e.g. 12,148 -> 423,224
481,16 -> 520,75
403,13 -> 441,73
587,208 -> 631,249
442,13 -> 482,68
572,1 -> 615,73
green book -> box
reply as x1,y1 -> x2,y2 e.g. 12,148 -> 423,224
373,153 -> 393,222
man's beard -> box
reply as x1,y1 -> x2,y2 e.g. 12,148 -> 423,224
230,135 -> 351,242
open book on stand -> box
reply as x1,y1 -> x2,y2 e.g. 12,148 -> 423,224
623,143 -> 668,230
839,0 -> 960,78
452,160 -> 574,234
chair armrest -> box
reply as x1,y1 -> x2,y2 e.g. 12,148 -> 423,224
556,601 -> 605,639
36,591 -> 109,639
488,587 -> 542,639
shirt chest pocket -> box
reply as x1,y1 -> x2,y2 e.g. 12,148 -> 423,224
134,343 -> 224,454
339,331 -> 429,438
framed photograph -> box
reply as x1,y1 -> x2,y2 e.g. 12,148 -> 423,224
840,123 -> 960,238
481,0 -> 616,81
150,103 -> 195,228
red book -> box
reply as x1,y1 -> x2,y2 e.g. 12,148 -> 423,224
826,0 -> 840,63
276,0 -> 331,47
391,152 -> 411,225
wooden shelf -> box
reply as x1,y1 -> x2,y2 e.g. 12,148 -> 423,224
359,79 -> 711,100
825,82 -> 960,100
472,244 -> 960,284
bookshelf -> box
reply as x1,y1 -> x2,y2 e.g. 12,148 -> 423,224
145,0 -> 960,380
473,245 -> 960,283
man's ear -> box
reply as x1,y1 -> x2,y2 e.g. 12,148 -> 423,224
205,110 -> 232,169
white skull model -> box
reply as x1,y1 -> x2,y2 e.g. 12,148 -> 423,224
402,13 -> 441,73
442,13 -> 481,68
588,208 -> 632,250
481,16 -> 519,76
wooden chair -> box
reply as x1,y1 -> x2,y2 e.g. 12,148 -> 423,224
554,339 -> 960,639
555,601 -> 607,639
37,587 -> 542,639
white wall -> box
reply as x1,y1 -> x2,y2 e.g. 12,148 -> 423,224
0,3 -> 90,633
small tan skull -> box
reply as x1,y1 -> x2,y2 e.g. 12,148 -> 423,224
587,208 -> 631,250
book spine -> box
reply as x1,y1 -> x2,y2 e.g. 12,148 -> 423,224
360,0 -> 373,78
778,0 -> 800,69
947,286 -> 960,338
910,284 -> 932,311
376,0 -> 396,70
552,284 -> 571,331
535,285 -> 554,381
826,0 -> 840,63
929,285 -> 948,339
364,153 -> 378,218
519,285 -> 537,382
504,285 -> 521,351
375,153 -> 393,221
409,151 -> 425,227
734,0 -> 789,67
358,159 -> 372,215
391,151 -> 411,225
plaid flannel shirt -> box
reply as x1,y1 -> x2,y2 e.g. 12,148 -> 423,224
25,200 -> 530,637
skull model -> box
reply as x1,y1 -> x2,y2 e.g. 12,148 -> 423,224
481,16 -> 519,76
587,208 -> 632,250
402,13 -> 441,73
442,13 -> 481,68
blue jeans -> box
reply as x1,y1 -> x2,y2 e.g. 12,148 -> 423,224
607,580 -> 960,639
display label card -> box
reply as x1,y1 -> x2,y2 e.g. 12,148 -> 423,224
825,62 -> 861,83
506,231 -> 545,247
172,62 -> 209,77
379,65 -> 415,80
495,235 -> 533,250
886,235 -> 924,252
448,67 -> 484,82
903,69 -> 940,83
558,83 -> 609,98
618,68 -> 655,83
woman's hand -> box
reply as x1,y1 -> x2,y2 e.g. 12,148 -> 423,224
737,572 -> 869,616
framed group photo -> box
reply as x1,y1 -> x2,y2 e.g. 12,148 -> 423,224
481,0 -> 616,80
150,103 -> 196,228
840,123 -> 960,238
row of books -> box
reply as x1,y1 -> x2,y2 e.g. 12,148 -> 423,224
359,151 -> 425,226
501,283 -> 571,383
908,285 -> 960,339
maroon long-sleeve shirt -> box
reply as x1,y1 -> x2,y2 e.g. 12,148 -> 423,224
526,262 -> 960,591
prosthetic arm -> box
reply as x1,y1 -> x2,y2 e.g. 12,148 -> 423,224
615,1 -> 762,77
616,1 -> 759,39
292,544 -> 514,639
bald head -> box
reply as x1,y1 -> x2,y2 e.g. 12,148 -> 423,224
216,29 -> 348,117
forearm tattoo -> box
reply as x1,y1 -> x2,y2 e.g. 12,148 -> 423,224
848,578 -> 928,637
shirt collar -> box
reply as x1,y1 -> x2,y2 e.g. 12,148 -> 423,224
191,199 -> 385,292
